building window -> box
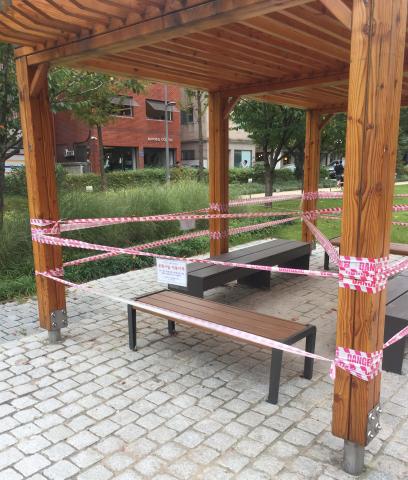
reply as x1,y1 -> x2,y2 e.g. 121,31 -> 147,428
104,146 -> 136,171
181,107 -> 194,124
111,96 -> 138,117
182,150 -> 195,162
146,99 -> 173,121
234,150 -> 252,168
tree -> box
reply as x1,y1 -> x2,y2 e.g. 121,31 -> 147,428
0,41 -> 145,224
49,68 -> 144,190
182,89 -> 208,181
231,100 -> 304,196
0,43 -> 21,228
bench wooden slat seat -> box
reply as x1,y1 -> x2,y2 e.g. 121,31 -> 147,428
127,290 -> 316,404
383,271 -> 408,374
324,236 -> 408,270
169,239 -> 311,298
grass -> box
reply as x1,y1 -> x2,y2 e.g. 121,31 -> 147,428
0,181 -> 407,303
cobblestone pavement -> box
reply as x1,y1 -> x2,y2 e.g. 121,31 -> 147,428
0,245 -> 407,479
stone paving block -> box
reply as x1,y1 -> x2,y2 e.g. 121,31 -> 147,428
14,453 -> 50,477
78,464 -> 113,480
0,248 -> 407,479
0,468 -> 23,480
67,430 -> 99,450
42,460 -> 80,480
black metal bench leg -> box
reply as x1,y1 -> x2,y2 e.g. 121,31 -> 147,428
383,317 -> 407,374
168,320 -> 177,336
303,326 -> 316,380
127,305 -> 137,351
324,252 -> 330,271
267,348 -> 283,404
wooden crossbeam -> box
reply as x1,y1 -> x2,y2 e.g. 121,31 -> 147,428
318,113 -> 334,131
319,0 -> 352,30
223,96 -> 240,119
220,70 -> 349,97
21,0 -> 315,66
29,63 -> 49,98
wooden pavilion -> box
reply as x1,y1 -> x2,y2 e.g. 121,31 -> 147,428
1,0 -> 406,472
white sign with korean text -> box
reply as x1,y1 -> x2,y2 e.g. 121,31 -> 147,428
156,258 -> 188,287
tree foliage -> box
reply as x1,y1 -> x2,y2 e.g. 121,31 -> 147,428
231,100 -> 304,195
0,40 -> 145,218
49,68 -> 145,189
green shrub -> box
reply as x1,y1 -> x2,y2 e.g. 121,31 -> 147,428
0,181 -> 210,301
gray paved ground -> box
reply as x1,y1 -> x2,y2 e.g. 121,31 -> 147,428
0,245 -> 407,479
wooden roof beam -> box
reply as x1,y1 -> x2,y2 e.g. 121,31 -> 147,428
19,0 -> 315,66
319,0 -> 352,30
220,70 -> 349,97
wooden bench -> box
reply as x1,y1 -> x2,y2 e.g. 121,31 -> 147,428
127,290 -> 316,404
383,270 -> 408,374
169,239 -> 311,298
323,236 -> 408,270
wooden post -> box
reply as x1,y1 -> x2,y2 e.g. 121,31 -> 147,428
15,57 -> 66,341
332,0 -> 407,454
302,110 -> 320,243
208,91 -> 229,256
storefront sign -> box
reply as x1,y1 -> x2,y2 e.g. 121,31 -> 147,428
156,258 -> 188,287
147,137 -> 173,142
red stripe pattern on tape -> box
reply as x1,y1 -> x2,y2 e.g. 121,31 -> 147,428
338,256 -> 388,294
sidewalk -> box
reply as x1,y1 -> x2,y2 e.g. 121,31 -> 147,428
0,246 -> 407,479
240,180 -> 408,200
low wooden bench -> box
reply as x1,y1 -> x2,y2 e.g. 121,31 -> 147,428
323,236 -> 408,270
169,239 -> 311,298
383,270 -> 408,374
127,290 -> 316,404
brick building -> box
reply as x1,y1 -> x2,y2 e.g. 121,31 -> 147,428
54,84 -> 181,174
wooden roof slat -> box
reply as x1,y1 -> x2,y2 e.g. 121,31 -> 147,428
244,15 -> 349,62
162,35 -> 291,79
233,22 -> 345,69
19,0 -> 316,65
202,27 -> 323,73
39,0 -> 111,26
75,56 -> 217,90
14,2 -> 83,35
124,47 -> 259,84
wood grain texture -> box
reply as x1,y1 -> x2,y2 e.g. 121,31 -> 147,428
208,91 -> 229,257
332,0 -> 407,445
15,57 -> 66,330
302,110 -> 320,243
320,0 -> 352,29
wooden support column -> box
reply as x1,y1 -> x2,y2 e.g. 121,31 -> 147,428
332,0 -> 407,448
302,110 -> 320,243
15,57 -> 66,337
208,92 -> 229,256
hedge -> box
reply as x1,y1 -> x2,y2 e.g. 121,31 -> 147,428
6,165 -> 302,195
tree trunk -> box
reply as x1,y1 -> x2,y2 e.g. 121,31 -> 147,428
97,125 -> 107,191
196,91 -> 204,181
263,146 -> 273,196
0,159 -> 5,230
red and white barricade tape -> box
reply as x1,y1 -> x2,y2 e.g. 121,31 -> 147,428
35,270 -> 408,383
301,215 -> 340,266
32,229 -> 338,280
338,256 -> 389,294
